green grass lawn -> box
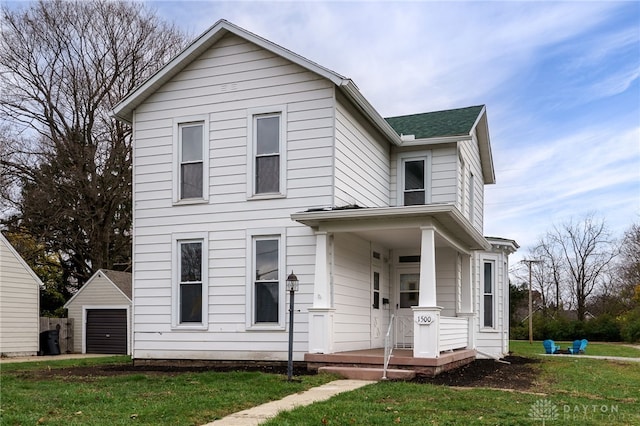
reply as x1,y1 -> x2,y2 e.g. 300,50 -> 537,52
509,339 -> 640,358
264,341 -> 640,425
2,342 -> 639,426
0,356 -> 334,425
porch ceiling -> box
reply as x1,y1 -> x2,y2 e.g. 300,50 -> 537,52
291,204 -> 490,251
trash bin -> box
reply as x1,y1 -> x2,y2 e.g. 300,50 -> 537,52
39,330 -> 60,355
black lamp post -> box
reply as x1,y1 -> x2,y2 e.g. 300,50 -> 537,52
286,271 -> 299,381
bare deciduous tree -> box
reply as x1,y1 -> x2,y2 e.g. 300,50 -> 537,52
540,214 -> 617,321
616,222 -> 640,307
0,0 -> 186,287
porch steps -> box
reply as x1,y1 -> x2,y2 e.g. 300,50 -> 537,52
319,366 -> 416,381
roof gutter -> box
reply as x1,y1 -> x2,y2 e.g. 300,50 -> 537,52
339,80 -> 402,145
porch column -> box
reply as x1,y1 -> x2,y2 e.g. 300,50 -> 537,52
308,232 -> 334,354
413,226 -> 441,358
418,227 -> 437,306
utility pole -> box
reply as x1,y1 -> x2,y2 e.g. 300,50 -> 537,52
522,260 -> 541,344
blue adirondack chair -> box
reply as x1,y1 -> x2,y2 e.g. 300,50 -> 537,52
570,339 -> 581,354
579,339 -> 588,353
543,339 -> 560,354
569,339 -> 588,354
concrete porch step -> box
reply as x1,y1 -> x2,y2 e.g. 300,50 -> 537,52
318,366 -> 416,381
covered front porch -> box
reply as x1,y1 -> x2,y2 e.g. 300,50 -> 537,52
292,204 -> 490,365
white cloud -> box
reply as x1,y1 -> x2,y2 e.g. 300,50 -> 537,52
148,0 -> 639,252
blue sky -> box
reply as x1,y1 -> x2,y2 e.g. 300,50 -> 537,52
146,0 -> 639,259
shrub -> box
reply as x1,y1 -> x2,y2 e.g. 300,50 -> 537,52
620,308 -> 640,343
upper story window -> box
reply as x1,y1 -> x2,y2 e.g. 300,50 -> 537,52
404,159 -> 425,205
468,171 -> 475,223
255,114 -> 280,194
180,123 -> 203,199
173,117 -> 209,204
398,152 -> 431,206
247,106 -> 287,199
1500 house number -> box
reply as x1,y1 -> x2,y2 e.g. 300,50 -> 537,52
416,315 -> 433,325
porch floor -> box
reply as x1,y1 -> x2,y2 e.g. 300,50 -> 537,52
305,348 -> 476,378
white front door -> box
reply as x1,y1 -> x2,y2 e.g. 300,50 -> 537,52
395,268 -> 420,348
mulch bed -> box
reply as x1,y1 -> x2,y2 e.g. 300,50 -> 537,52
413,355 -> 540,391
10,355 -> 540,391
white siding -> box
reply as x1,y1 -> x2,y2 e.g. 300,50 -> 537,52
65,272 -> 131,353
390,144 -> 457,206
458,135 -> 484,232
431,147 -> 458,204
435,248 -> 457,316
334,92 -> 390,207
0,236 -> 40,356
332,233 -> 373,351
473,249 -> 508,358
131,34 -> 335,360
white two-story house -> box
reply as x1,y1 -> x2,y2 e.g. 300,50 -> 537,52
113,19 -> 517,375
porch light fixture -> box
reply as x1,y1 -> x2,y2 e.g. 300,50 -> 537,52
286,271 -> 299,381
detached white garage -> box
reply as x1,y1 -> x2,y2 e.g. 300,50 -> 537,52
0,233 -> 42,357
64,269 -> 131,355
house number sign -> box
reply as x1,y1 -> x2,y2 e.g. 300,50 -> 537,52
416,315 -> 433,325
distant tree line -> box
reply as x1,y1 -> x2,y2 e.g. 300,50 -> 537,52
510,214 -> 640,342
0,0 -> 187,315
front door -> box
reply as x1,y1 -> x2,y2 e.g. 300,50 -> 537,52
395,268 -> 419,348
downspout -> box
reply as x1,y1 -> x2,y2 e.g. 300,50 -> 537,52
476,349 -> 510,364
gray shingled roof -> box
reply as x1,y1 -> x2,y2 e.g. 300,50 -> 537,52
385,105 -> 484,139
102,269 -> 132,299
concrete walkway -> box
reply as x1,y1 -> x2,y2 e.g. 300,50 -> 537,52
541,354 -> 640,362
204,379 -> 376,426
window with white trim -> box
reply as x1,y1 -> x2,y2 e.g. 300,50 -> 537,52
172,234 -> 208,328
246,231 -> 285,329
180,123 -> 203,199
482,260 -> 494,328
173,117 -> 209,203
254,237 -> 279,322
397,152 -> 431,206
247,107 -> 287,198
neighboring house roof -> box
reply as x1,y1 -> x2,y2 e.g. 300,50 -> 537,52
101,269 -> 133,299
0,232 -> 44,288
385,105 -> 485,139
64,269 -> 132,308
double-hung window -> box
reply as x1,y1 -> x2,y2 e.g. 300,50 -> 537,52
404,159 -> 425,205
174,117 -> 209,203
254,237 -> 279,323
255,115 -> 280,194
172,233 -> 208,329
247,107 -> 286,198
468,171 -> 475,223
246,230 -> 285,329
482,260 -> 494,328
398,152 -> 431,206
180,123 -> 203,199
